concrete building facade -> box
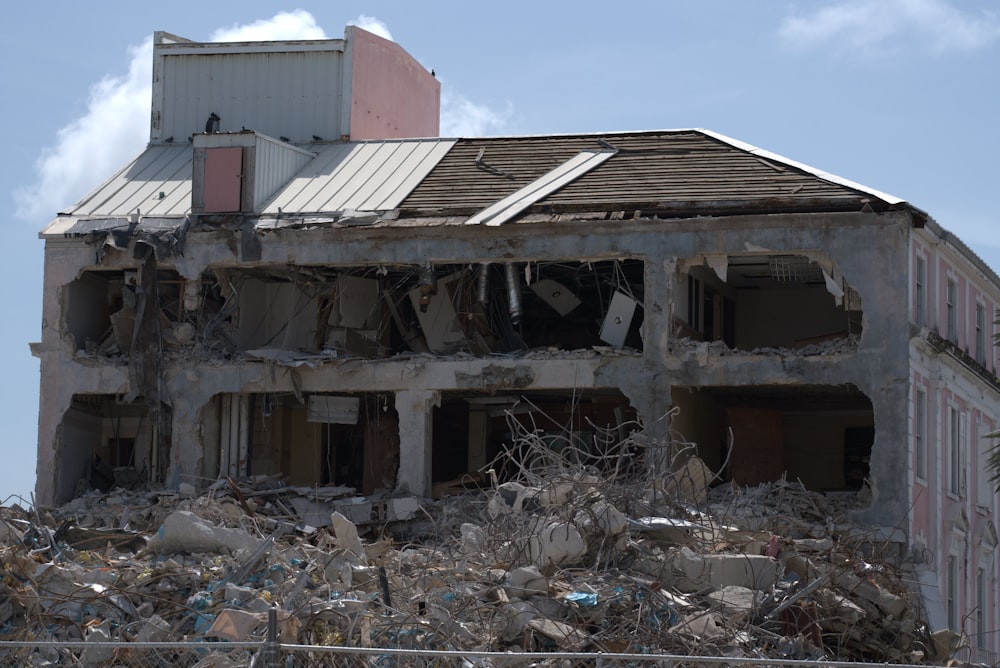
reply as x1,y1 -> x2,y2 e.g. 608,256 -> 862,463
32,29 -> 998,658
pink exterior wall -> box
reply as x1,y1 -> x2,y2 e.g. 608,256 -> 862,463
911,233 -> 1000,656
348,27 -> 440,140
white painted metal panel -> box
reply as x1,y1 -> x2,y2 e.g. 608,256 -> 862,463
252,135 -> 315,210
65,146 -> 193,218
360,140 -> 454,211
263,139 -> 455,214
159,50 -> 344,144
314,143 -> 396,211
465,150 -> 616,226
599,291 -> 639,348
266,142 -> 357,213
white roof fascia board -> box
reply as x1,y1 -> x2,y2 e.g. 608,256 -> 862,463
466,149 -> 616,227
157,41 -> 345,56
698,128 -> 908,207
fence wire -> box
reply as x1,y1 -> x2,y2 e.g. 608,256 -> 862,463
0,640 -> 958,668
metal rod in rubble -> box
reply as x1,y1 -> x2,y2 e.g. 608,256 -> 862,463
264,604 -> 279,668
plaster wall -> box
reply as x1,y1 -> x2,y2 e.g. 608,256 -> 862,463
347,27 -> 439,140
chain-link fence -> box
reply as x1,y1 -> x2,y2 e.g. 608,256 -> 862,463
0,629 -> 952,668
0,642 -> 951,668
0,639 -> 261,666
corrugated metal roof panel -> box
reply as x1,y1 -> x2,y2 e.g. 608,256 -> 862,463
156,48 -> 345,144
262,139 -> 454,214
63,145 -> 193,218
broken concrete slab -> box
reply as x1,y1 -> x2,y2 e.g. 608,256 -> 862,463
148,510 -> 264,555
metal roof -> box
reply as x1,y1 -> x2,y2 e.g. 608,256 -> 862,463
44,129 -> 920,238
50,137 -> 455,227
262,139 -> 455,214
62,145 -> 193,218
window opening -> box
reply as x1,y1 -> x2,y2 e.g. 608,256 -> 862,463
915,256 -> 926,326
947,279 -> 957,342
915,389 -> 926,480
949,407 -> 964,496
976,303 -> 986,364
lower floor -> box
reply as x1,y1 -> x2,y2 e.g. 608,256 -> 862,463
42,357 -> 886,508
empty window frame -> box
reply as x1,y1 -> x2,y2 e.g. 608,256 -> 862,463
915,256 -> 926,326
914,389 -> 926,480
949,406 -> 965,496
977,418 -> 993,509
976,302 -> 986,365
977,567 -> 987,650
947,556 -> 959,631
947,279 -> 958,342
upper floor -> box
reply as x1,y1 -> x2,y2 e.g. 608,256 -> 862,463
911,220 -> 1000,379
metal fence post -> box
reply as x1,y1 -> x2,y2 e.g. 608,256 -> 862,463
263,604 -> 280,668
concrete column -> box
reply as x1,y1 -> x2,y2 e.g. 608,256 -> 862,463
34,356 -> 77,506
394,389 -> 439,497
165,370 -> 225,491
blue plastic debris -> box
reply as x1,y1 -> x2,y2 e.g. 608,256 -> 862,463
565,591 -> 599,607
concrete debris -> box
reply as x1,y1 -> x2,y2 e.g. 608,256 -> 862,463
0,443 -> 951,664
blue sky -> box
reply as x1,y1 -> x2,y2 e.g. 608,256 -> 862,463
2,1 -> 998,504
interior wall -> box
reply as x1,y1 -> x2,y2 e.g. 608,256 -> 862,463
287,403 -> 320,486
363,404 -> 400,494
66,273 -> 118,350
201,397 -> 221,480
433,392 -> 637,488
237,280 -> 319,351
669,387 -> 874,492
735,287 -> 847,348
58,407 -> 103,502
669,389 -> 728,473
784,413 -> 873,490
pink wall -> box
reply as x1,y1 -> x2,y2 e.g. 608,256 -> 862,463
348,27 -> 440,140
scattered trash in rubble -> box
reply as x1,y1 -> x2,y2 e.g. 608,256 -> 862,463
0,419 -> 955,665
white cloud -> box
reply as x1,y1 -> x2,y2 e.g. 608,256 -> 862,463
211,9 -> 327,42
440,89 -> 513,137
15,9 -> 513,221
778,0 -> 1000,55
14,39 -> 152,222
350,15 -> 394,41
15,12 -> 329,224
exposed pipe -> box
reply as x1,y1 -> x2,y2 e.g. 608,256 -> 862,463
477,263 -> 490,304
505,262 -> 522,325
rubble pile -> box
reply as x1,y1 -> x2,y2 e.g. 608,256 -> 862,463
0,428 -> 948,664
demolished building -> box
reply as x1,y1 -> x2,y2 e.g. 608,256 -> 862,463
31,27 -> 1000,662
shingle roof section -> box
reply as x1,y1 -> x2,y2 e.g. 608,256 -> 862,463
401,130 -> 908,217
